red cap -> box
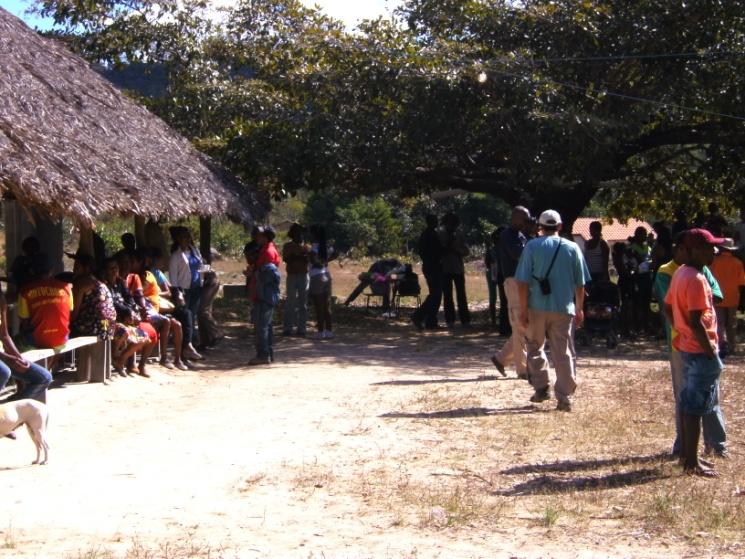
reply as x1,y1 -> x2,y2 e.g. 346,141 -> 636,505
683,228 -> 727,248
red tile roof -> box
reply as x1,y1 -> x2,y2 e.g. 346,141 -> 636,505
572,217 -> 653,243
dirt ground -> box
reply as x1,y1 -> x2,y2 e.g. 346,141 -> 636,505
2,298 -> 745,558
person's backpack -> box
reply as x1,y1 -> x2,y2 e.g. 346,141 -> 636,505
397,267 -> 421,297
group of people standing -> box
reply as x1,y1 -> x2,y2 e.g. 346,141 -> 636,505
242,223 -> 336,366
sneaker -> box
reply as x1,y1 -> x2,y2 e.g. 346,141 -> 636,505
323,330 -> 335,339
4,432 -> 17,440
160,360 -> 175,370
183,348 -> 204,361
556,400 -> 572,412
490,355 -> 507,377
530,388 -> 550,403
174,360 -> 189,371
248,356 -> 271,366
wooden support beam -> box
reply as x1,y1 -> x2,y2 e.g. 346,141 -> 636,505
200,216 -> 212,264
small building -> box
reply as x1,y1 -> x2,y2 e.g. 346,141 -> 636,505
572,218 -> 653,250
0,7 -> 264,269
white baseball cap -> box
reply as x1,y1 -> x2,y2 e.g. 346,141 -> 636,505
538,210 -> 562,227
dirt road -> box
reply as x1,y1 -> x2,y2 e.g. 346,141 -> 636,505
1,317 -> 742,558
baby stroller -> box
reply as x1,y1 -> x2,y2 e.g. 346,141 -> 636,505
576,280 -> 620,349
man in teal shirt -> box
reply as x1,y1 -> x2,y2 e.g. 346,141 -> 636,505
515,210 -> 591,411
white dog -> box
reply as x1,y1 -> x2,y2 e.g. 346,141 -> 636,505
0,399 -> 49,465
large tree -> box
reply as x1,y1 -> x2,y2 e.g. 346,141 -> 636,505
31,0 -> 745,224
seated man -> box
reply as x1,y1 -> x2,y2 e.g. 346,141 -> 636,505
344,258 -> 403,310
18,254 -> 73,350
0,282 -> 52,407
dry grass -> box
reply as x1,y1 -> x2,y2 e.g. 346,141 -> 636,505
267,320 -> 745,555
66,535 -> 230,559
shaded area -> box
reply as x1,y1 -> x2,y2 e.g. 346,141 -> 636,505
372,375 -> 502,386
500,452 -> 673,475
380,405 -> 542,419
497,468 -> 667,496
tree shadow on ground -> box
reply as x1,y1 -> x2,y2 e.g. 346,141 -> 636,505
496,468 -> 667,496
500,452 -> 672,475
371,375 -> 506,386
380,405 -> 546,419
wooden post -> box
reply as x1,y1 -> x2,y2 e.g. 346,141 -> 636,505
134,216 -> 147,249
3,201 -> 64,276
200,216 -> 212,264
78,225 -> 94,256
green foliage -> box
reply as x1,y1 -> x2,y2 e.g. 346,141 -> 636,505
33,0 -> 745,225
337,197 -> 403,256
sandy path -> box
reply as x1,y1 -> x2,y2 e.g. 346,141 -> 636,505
0,321 -> 738,558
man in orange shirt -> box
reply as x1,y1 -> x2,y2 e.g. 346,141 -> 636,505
18,254 -> 73,349
710,239 -> 745,356
664,229 -> 728,477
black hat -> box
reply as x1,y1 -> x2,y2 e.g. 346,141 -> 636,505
257,225 -> 277,241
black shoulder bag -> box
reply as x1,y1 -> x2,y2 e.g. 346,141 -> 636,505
533,240 -> 562,295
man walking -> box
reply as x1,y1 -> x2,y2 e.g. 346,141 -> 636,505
411,214 -> 443,329
515,210 -> 590,411
664,229 -> 727,476
491,206 -> 532,378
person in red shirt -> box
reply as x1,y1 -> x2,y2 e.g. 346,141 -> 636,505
664,229 -> 728,477
18,254 -> 73,349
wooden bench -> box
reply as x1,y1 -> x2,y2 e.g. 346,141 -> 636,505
21,336 -> 111,383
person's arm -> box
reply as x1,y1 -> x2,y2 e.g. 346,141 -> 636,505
663,303 -> 674,325
70,283 -> 85,323
689,309 -> 717,358
601,241 -> 610,276
575,286 -> 585,327
653,272 -> 671,306
0,292 -> 27,367
518,281 -> 530,328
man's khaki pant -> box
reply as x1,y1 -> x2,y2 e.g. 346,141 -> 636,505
495,277 -> 527,376
526,309 -> 576,403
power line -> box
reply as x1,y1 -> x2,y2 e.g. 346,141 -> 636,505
528,51 -> 745,64
488,68 -> 745,122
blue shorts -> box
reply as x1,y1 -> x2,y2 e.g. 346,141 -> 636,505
679,351 -> 723,416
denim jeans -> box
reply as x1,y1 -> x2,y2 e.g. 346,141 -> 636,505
283,273 -> 309,334
184,286 -> 202,344
254,302 -> 275,360
672,350 -> 726,453
0,360 -> 53,402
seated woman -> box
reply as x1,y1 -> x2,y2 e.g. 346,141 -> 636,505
136,249 -> 202,362
70,254 -> 154,378
0,282 -> 52,407
102,258 -> 163,375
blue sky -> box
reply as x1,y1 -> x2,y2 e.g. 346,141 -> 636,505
2,0 -> 392,29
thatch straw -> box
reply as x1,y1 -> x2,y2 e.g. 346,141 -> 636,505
0,8 -> 264,227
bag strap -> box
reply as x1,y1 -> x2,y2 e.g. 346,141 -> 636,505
545,239 -> 563,277
534,239 -> 563,280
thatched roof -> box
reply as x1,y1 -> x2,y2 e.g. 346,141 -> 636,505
0,8 -> 264,227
